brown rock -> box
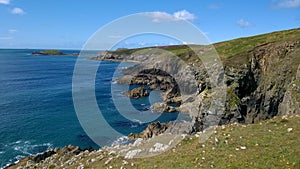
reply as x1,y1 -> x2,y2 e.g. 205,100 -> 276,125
129,122 -> 172,139
124,87 -> 149,98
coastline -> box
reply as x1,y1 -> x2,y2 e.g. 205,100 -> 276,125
4,28 -> 300,168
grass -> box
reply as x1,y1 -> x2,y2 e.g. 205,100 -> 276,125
81,115 -> 300,169
226,83 -> 241,113
214,28 -> 300,59
41,50 -> 64,55
106,28 -> 300,63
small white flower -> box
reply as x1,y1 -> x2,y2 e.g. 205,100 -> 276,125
122,160 -> 128,165
240,146 -> 247,150
287,128 -> 293,132
215,137 -> 219,143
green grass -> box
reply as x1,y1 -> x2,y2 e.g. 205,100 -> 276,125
214,28 -> 300,59
41,50 -> 64,55
226,83 -> 241,113
82,115 -> 300,169
106,28 -> 300,64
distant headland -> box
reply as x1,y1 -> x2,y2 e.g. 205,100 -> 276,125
32,50 -> 79,56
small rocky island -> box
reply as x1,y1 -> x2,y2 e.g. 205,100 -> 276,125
32,50 -> 79,56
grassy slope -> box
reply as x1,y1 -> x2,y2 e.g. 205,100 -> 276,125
214,28 -> 300,59
82,115 -> 300,169
109,28 -> 300,62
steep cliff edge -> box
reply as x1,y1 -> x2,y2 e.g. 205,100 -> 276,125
222,40 -> 300,124
6,28 -> 300,169
93,29 -> 300,133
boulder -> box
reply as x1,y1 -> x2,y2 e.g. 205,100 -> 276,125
124,87 -> 149,98
151,102 -> 177,113
128,122 -> 172,139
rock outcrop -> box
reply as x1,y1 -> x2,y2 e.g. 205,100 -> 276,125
222,40 -> 300,124
124,87 -> 149,98
151,102 -> 177,113
128,122 -> 172,139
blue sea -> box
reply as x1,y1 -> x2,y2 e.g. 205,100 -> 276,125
0,49 -> 181,167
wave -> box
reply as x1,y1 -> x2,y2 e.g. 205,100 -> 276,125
1,140 -> 53,169
111,80 -> 117,84
132,119 -> 144,125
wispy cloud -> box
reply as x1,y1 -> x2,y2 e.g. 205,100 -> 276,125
8,29 -> 17,34
0,0 -> 10,5
11,8 -> 26,15
275,0 -> 300,8
145,10 -> 196,23
0,37 -> 13,40
237,19 -> 251,28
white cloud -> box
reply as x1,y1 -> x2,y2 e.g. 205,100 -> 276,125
237,19 -> 251,28
0,0 -> 10,5
0,37 -> 13,40
173,10 -> 196,21
11,8 -> 25,15
8,29 -> 17,34
145,10 -> 196,22
276,0 -> 300,8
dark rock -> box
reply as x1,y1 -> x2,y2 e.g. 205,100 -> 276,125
124,87 -> 149,98
32,150 -> 56,163
128,122 -> 172,139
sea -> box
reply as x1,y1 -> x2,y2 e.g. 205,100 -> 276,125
0,49 -> 182,168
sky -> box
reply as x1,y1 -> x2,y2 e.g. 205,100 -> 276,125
0,0 -> 299,49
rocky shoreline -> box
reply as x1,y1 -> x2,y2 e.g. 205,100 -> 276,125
6,29 -> 300,168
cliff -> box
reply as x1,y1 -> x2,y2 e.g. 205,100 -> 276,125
94,28 -> 300,131
7,28 -> 300,169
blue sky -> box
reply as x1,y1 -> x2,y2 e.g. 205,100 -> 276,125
0,0 -> 299,49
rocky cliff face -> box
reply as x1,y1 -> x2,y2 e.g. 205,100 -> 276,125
222,40 -> 300,124
95,40 -> 300,135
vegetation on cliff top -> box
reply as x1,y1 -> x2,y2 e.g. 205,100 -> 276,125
108,28 -> 300,61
